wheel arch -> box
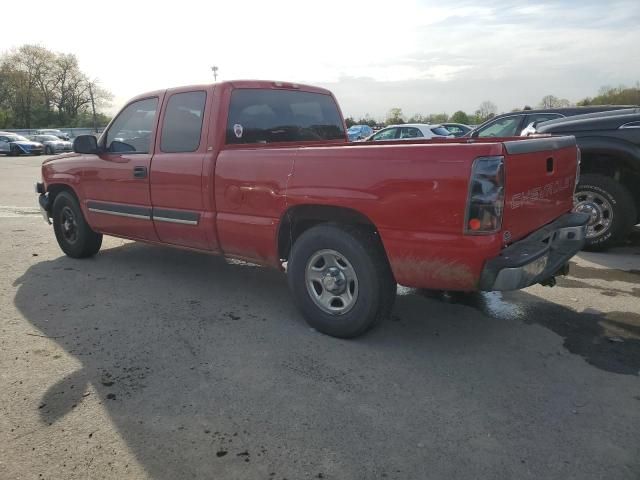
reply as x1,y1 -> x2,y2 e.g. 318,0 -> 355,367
277,204 -> 382,261
576,137 -> 640,221
46,183 -> 81,212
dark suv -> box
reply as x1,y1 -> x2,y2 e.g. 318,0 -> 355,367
468,106 -> 636,138
534,108 -> 640,250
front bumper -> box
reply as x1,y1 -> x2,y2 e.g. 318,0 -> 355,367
36,186 -> 52,224
479,212 -> 590,291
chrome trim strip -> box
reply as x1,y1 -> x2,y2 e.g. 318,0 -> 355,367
88,207 -> 150,220
152,215 -> 198,225
619,122 -> 640,129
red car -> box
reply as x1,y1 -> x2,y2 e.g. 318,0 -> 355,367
36,80 -> 588,338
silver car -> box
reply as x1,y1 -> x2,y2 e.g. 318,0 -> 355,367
31,134 -> 73,154
34,129 -> 70,141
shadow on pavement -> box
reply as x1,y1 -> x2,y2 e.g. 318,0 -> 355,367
12,242 -> 640,479
420,290 -> 640,376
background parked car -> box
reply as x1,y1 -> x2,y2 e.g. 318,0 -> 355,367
468,105 -> 637,138
0,132 -> 44,156
34,129 -> 70,141
440,122 -> 472,137
532,108 -> 640,250
366,124 -> 453,141
30,134 -> 73,154
347,124 -> 373,141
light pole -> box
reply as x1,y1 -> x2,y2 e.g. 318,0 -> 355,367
211,65 -> 219,82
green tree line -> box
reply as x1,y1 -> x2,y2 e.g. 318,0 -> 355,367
0,45 -> 112,129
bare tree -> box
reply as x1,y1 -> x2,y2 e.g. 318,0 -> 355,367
539,95 -> 572,108
476,101 -> 497,122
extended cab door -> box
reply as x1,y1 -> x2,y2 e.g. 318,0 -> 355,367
83,96 -> 161,241
149,88 -> 217,250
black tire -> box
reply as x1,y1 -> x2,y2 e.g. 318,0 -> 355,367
52,191 -> 102,258
574,174 -> 636,251
287,223 -> 396,338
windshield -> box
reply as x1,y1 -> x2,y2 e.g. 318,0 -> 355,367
6,134 -> 28,142
348,126 -> 363,133
40,135 -> 60,141
431,127 -> 451,136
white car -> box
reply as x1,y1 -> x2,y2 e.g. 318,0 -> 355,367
366,123 -> 453,141
30,134 -> 73,154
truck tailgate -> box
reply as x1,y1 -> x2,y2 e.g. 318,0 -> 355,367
501,136 -> 578,243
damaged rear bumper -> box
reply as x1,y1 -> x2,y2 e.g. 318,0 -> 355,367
479,212 -> 589,291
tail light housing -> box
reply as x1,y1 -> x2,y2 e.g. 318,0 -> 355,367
575,147 -> 581,188
464,156 -> 505,234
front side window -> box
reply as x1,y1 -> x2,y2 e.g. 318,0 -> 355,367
477,116 -> 522,137
160,91 -> 206,153
106,97 -> 158,153
226,89 -> 345,144
371,128 -> 398,141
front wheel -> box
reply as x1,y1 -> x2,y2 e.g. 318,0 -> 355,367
574,174 -> 636,251
52,191 -> 102,258
287,224 -> 396,338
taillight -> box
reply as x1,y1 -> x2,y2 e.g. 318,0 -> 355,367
464,156 -> 505,234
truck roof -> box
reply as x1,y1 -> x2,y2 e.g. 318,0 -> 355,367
127,80 -> 334,104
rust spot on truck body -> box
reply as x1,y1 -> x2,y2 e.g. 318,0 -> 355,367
391,257 -> 478,290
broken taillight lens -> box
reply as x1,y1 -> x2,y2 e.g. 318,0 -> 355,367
464,156 -> 505,234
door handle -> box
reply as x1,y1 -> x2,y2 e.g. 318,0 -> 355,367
133,166 -> 148,179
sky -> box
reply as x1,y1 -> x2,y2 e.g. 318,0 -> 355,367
1,0 -> 639,120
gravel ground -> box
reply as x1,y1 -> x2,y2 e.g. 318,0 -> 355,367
1,155 -> 639,480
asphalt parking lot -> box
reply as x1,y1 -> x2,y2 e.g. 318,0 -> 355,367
1,155 -> 639,480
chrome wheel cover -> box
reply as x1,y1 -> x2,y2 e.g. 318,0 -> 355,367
305,249 -> 359,315
574,190 -> 614,239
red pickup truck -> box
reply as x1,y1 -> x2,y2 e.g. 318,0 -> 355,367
36,80 -> 588,338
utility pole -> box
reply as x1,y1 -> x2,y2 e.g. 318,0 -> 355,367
211,65 -> 219,82
88,83 -> 98,133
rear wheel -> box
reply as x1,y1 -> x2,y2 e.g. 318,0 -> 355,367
574,174 -> 636,251
287,224 -> 396,338
52,191 -> 102,258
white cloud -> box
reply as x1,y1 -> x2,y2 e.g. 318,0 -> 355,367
0,0 -> 638,118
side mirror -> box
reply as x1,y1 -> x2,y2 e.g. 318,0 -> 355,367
73,135 -> 99,154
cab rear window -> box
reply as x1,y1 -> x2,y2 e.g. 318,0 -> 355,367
226,89 -> 345,144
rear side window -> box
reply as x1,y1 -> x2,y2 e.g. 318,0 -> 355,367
400,127 -> 424,138
226,89 -> 345,144
430,127 -> 451,136
160,91 -> 207,153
